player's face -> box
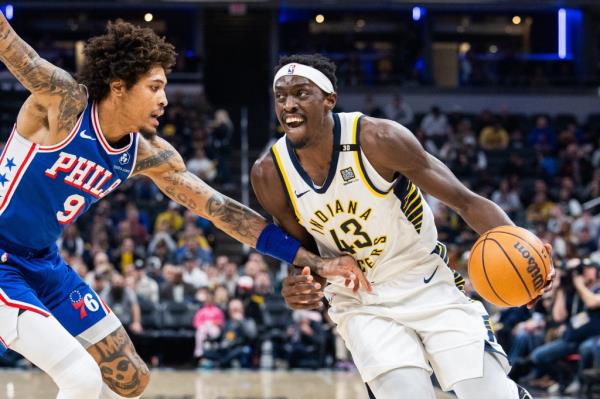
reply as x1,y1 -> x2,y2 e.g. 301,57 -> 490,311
123,66 -> 168,139
274,76 -> 336,149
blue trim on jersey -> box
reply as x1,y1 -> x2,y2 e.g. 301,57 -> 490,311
285,112 -> 341,194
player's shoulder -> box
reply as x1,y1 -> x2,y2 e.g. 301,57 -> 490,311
251,146 -> 279,185
358,114 -> 413,150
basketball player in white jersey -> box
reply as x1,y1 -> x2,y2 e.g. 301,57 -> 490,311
0,15 -> 369,399
251,54 -> 554,399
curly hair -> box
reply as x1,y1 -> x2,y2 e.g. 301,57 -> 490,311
78,21 -> 177,102
275,53 -> 338,92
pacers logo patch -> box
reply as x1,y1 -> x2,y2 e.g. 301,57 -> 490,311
340,167 -> 356,183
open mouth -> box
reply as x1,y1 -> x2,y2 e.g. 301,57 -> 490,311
284,115 -> 305,129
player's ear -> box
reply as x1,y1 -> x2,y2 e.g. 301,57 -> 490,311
109,79 -> 126,97
324,92 -> 337,112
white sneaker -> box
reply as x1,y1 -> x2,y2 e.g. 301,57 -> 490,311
547,382 -> 561,394
564,380 -> 581,394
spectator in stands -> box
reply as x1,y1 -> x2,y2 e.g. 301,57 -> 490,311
204,298 -> 257,368
491,179 -> 522,220
193,289 -> 225,361
213,285 -> 230,313
383,94 -> 414,128
479,121 -> 509,151
153,201 -> 184,235
363,94 -> 384,118
104,273 -> 143,335
182,251 -> 208,289
175,227 -> 213,265
526,192 -> 556,225
160,264 -> 196,303
133,260 -> 160,304
419,105 -> 450,139
287,310 -> 326,369
186,145 -> 216,182
508,311 -> 546,366
528,116 -> 556,152
560,143 -> 593,185
528,260 -> 600,392
113,237 -> 143,274
583,169 -> 600,201
207,109 -> 234,185
221,259 -> 239,297
118,202 -> 150,246
91,251 -> 113,280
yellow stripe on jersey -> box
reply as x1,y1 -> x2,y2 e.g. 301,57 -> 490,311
271,145 -> 303,226
396,178 -> 424,233
431,241 -> 449,264
351,115 -> 390,198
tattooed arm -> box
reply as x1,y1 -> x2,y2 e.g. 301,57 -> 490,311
133,135 -> 267,246
0,11 -> 86,138
133,136 -> 370,290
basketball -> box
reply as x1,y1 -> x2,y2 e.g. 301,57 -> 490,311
468,225 -> 550,307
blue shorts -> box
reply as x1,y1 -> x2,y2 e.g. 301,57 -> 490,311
0,243 -> 114,355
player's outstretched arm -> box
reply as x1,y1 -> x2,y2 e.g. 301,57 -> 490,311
133,136 -> 370,291
361,116 -> 514,235
0,11 -> 86,134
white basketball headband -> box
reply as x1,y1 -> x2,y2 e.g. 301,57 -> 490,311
273,63 -> 334,94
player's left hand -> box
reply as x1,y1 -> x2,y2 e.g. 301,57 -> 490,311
314,255 -> 372,293
527,242 -> 555,309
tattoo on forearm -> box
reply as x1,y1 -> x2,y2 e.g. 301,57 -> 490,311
206,193 -> 265,242
0,17 -> 86,133
87,327 -> 149,397
134,149 -> 176,173
158,170 -> 209,211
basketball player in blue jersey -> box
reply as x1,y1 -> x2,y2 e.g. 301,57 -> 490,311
0,15 -> 371,399
251,54 -> 555,399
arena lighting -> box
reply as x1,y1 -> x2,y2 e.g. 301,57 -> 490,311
5,4 -> 13,20
144,12 -> 153,22
512,15 -> 521,25
315,14 -> 324,24
412,6 -> 424,22
558,8 -> 566,59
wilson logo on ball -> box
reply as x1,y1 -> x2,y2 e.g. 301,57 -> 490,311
513,242 -> 544,291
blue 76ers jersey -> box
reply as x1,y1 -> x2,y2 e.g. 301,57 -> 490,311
0,101 -> 139,250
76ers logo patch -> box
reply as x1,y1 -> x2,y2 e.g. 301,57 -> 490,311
119,153 -> 130,165
70,290 -> 100,319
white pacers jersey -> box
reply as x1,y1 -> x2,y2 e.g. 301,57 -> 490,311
271,112 -> 448,287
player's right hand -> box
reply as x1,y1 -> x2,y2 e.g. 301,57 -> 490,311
281,267 -> 324,310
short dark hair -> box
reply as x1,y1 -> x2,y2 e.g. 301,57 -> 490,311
78,21 -> 177,101
275,53 -> 337,92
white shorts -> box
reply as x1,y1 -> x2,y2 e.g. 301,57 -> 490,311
325,253 -> 510,391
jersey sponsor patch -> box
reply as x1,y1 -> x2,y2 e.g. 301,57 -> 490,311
340,167 -> 356,183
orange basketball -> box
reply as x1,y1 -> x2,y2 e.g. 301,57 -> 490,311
468,225 -> 550,307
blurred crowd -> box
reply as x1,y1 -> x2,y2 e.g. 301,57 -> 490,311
1,91 -> 599,394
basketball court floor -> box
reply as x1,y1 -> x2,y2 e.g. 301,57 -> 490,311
0,369 -> 591,399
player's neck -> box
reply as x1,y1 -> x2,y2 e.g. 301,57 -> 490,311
96,99 -> 134,143
293,114 -> 335,184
